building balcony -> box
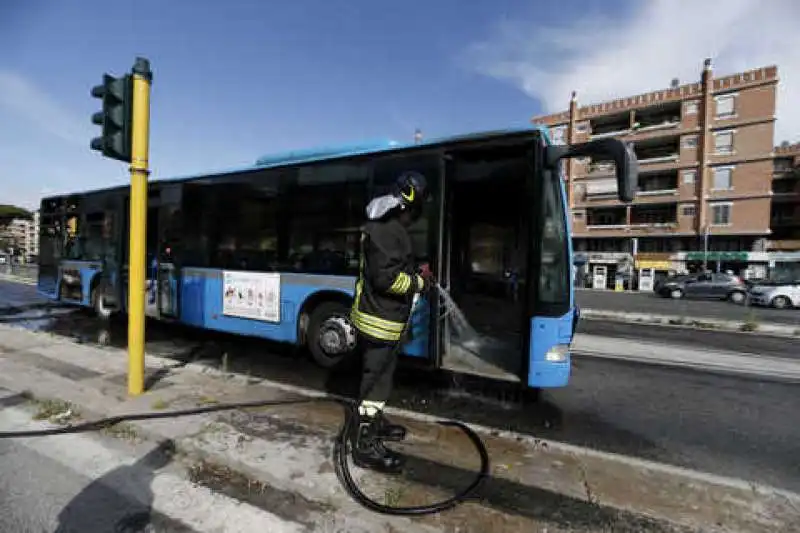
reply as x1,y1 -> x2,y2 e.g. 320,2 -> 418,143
771,217 -> 800,228
575,224 -> 683,238
589,111 -> 631,139
637,170 -> 679,198
630,203 -> 678,226
585,206 -> 627,228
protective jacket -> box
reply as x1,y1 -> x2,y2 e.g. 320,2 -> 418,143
350,216 -> 425,342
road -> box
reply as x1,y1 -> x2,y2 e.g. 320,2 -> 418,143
0,390 -> 304,533
2,278 -> 799,493
576,288 -> 800,325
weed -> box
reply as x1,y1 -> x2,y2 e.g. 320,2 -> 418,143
151,398 -> 170,410
197,395 -> 219,406
740,310 -> 760,332
103,422 -> 139,441
384,485 -> 405,507
32,398 -> 79,423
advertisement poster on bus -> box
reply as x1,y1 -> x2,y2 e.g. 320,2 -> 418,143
222,271 -> 281,322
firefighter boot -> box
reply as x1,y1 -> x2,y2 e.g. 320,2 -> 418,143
351,414 -> 406,474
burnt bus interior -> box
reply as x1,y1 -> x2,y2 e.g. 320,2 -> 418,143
438,141 -> 548,383
38,191 -> 123,302
38,131 -> 567,382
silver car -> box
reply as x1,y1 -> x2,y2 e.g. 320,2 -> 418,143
748,282 -> 800,309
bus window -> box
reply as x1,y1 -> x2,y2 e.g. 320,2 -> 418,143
185,173 -> 280,272
182,183 -> 213,267
83,212 -> 109,261
283,162 -> 370,275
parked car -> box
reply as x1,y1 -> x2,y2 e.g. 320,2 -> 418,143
747,281 -> 800,309
655,272 -> 748,303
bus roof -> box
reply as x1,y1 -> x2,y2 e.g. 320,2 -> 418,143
43,125 -> 551,201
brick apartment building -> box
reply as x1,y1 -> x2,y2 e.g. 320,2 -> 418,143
770,142 -> 800,251
533,59 -> 789,279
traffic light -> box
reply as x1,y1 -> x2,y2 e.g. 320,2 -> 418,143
90,74 -> 132,162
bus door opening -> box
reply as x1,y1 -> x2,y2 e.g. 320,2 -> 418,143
439,144 -> 530,383
155,186 -> 182,319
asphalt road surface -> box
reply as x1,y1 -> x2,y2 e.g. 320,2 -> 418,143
1,279 -> 798,494
576,288 -> 800,325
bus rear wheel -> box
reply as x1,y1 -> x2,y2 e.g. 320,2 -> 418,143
307,301 -> 358,369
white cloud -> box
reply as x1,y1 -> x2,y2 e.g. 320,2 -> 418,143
0,70 -> 90,146
467,0 -> 800,143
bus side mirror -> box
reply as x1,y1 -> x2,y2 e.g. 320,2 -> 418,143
545,138 -> 639,203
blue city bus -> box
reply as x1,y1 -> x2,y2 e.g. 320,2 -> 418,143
37,127 -> 636,389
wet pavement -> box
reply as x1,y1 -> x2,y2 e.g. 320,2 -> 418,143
1,279 -> 798,494
577,288 -> 800,325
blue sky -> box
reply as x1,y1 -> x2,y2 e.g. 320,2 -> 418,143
1,0 -> 796,209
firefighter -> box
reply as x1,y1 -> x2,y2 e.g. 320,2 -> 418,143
349,170 -> 433,473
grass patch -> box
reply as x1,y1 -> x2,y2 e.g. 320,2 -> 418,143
151,398 -> 171,410
197,395 -> 219,406
32,398 -> 80,423
102,422 -> 139,441
740,321 -> 759,332
384,485 -> 406,507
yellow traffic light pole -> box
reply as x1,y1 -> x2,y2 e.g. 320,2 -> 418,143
127,58 -> 153,396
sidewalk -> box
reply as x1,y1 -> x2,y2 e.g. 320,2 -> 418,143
0,323 -> 798,532
572,334 -> 800,382
580,308 -> 800,338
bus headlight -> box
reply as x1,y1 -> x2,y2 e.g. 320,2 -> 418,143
545,344 -> 570,362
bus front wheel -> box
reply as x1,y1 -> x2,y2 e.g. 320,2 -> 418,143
307,301 -> 358,369
92,283 -> 114,321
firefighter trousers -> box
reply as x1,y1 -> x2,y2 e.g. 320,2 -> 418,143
359,337 -> 398,403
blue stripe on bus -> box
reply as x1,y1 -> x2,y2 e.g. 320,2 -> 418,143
178,268 -> 430,357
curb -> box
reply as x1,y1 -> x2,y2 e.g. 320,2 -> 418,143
579,308 -> 799,338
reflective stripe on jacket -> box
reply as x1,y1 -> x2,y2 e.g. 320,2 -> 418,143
350,217 -> 424,342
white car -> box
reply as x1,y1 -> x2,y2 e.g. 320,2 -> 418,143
748,283 -> 800,309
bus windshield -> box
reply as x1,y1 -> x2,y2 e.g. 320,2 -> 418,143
536,164 -> 570,313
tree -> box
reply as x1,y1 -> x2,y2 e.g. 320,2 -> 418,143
0,204 -> 33,223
